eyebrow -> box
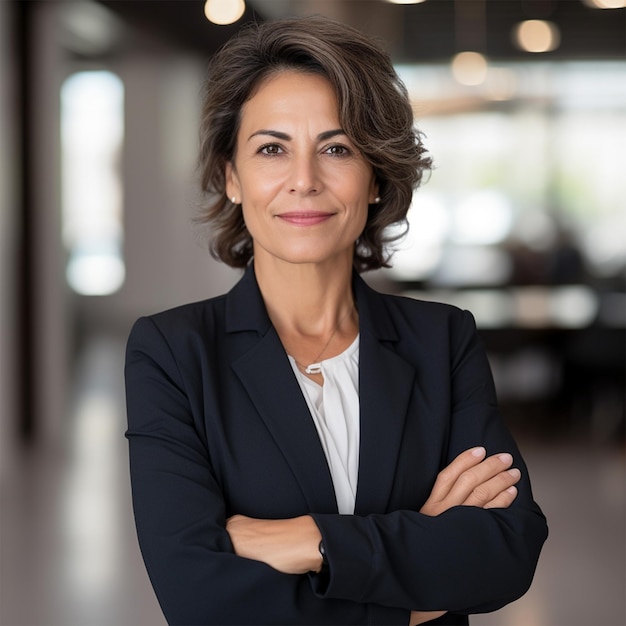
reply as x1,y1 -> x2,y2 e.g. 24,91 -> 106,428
247,128 -> 346,142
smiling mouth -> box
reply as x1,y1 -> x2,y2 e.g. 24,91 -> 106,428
276,212 -> 335,226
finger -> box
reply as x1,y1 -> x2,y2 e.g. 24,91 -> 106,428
483,485 -> 518,509
462,467 -> 521,507
444,453 -> 515,505
429,446 -> 486,502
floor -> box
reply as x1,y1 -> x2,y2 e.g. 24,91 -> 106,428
1,335 -> 624,626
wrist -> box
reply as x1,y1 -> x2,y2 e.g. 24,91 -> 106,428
293,515 -> 323,573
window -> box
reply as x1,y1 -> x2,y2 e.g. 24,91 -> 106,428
60,71 -> 125,296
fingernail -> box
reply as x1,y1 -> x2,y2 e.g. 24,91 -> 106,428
506,486 -> 518,495
508,468 -> 521,479
499,453 -> 513,465
472,447 -> 486,457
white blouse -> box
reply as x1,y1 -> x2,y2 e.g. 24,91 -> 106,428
288,335 -> 360,515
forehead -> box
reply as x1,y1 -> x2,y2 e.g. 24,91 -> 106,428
239,70 -> 340,127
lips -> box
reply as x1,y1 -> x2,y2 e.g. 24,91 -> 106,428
276,211 -> 335,226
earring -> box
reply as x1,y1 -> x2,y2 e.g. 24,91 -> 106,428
374,196 -> 381,204
231,197 -> 238,204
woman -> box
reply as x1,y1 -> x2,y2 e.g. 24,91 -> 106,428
125,16 -> 547,626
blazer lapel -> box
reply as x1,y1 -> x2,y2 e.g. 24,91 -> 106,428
225,267 -> 420,516
227,267 -> 338,514
353,276 -> 417,515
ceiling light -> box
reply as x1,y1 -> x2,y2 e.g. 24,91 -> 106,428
386,0 -> 428,4
451,51 -> 488,86
582,0 -> 626,7
513,19 -> 560,53
204,0 -> 245,25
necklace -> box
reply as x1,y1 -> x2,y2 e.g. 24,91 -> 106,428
294,306 -> 354,375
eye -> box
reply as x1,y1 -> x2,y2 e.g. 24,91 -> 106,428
258,143 -> 283,156
325,144 -> 350,157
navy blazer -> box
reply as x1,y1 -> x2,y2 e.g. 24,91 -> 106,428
125,265 -> 547,625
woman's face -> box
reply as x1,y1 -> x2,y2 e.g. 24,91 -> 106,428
225,71 -> 378,269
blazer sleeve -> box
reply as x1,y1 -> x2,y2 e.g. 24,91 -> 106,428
124,316 -> 408,625
310,309 -> 548,615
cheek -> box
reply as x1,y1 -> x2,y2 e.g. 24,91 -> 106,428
354,209 -> 369,239
334,165 -> 375,201
240,204 -> 256,230
240,202 -> 269,241
239,167 -> 284,203
354,187 -> 372,235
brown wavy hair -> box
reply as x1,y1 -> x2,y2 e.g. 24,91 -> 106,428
198,15 -> 432,272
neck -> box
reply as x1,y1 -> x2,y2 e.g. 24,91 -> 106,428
254,252 -> 358,344
253,255 -> 355,336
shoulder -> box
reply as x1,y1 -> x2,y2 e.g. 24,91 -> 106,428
127,294 -> 228,354
149,293 -> 227,329
358,280 -> 482,362
390,292 -> 476,344
362,279 -> 475,334
383,291 -> 468,321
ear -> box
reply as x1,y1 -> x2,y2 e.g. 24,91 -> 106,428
225,162 -> 242,202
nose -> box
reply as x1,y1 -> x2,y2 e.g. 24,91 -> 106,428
287,153 -> 321,196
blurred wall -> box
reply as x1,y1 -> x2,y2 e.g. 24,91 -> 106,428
79,47 -> 240,331
0,0 -> 19,479
25,0 -> 70,452
20,0 -> 240,450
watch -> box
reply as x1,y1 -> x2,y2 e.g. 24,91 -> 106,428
318,540 -> 328,570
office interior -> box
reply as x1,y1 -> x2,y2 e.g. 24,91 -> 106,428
0,1 -> 624,624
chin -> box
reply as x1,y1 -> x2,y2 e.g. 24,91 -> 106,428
254,240 -> 355,268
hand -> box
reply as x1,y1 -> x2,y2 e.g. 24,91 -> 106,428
226,514 -> 322,574
409,609 -> 447,625
420,447 -> 520,517
409,450 -> 518,622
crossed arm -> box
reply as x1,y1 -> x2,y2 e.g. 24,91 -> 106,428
227,446 -> 521,625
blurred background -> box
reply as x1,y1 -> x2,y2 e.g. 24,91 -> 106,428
0,1 -> 624,624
